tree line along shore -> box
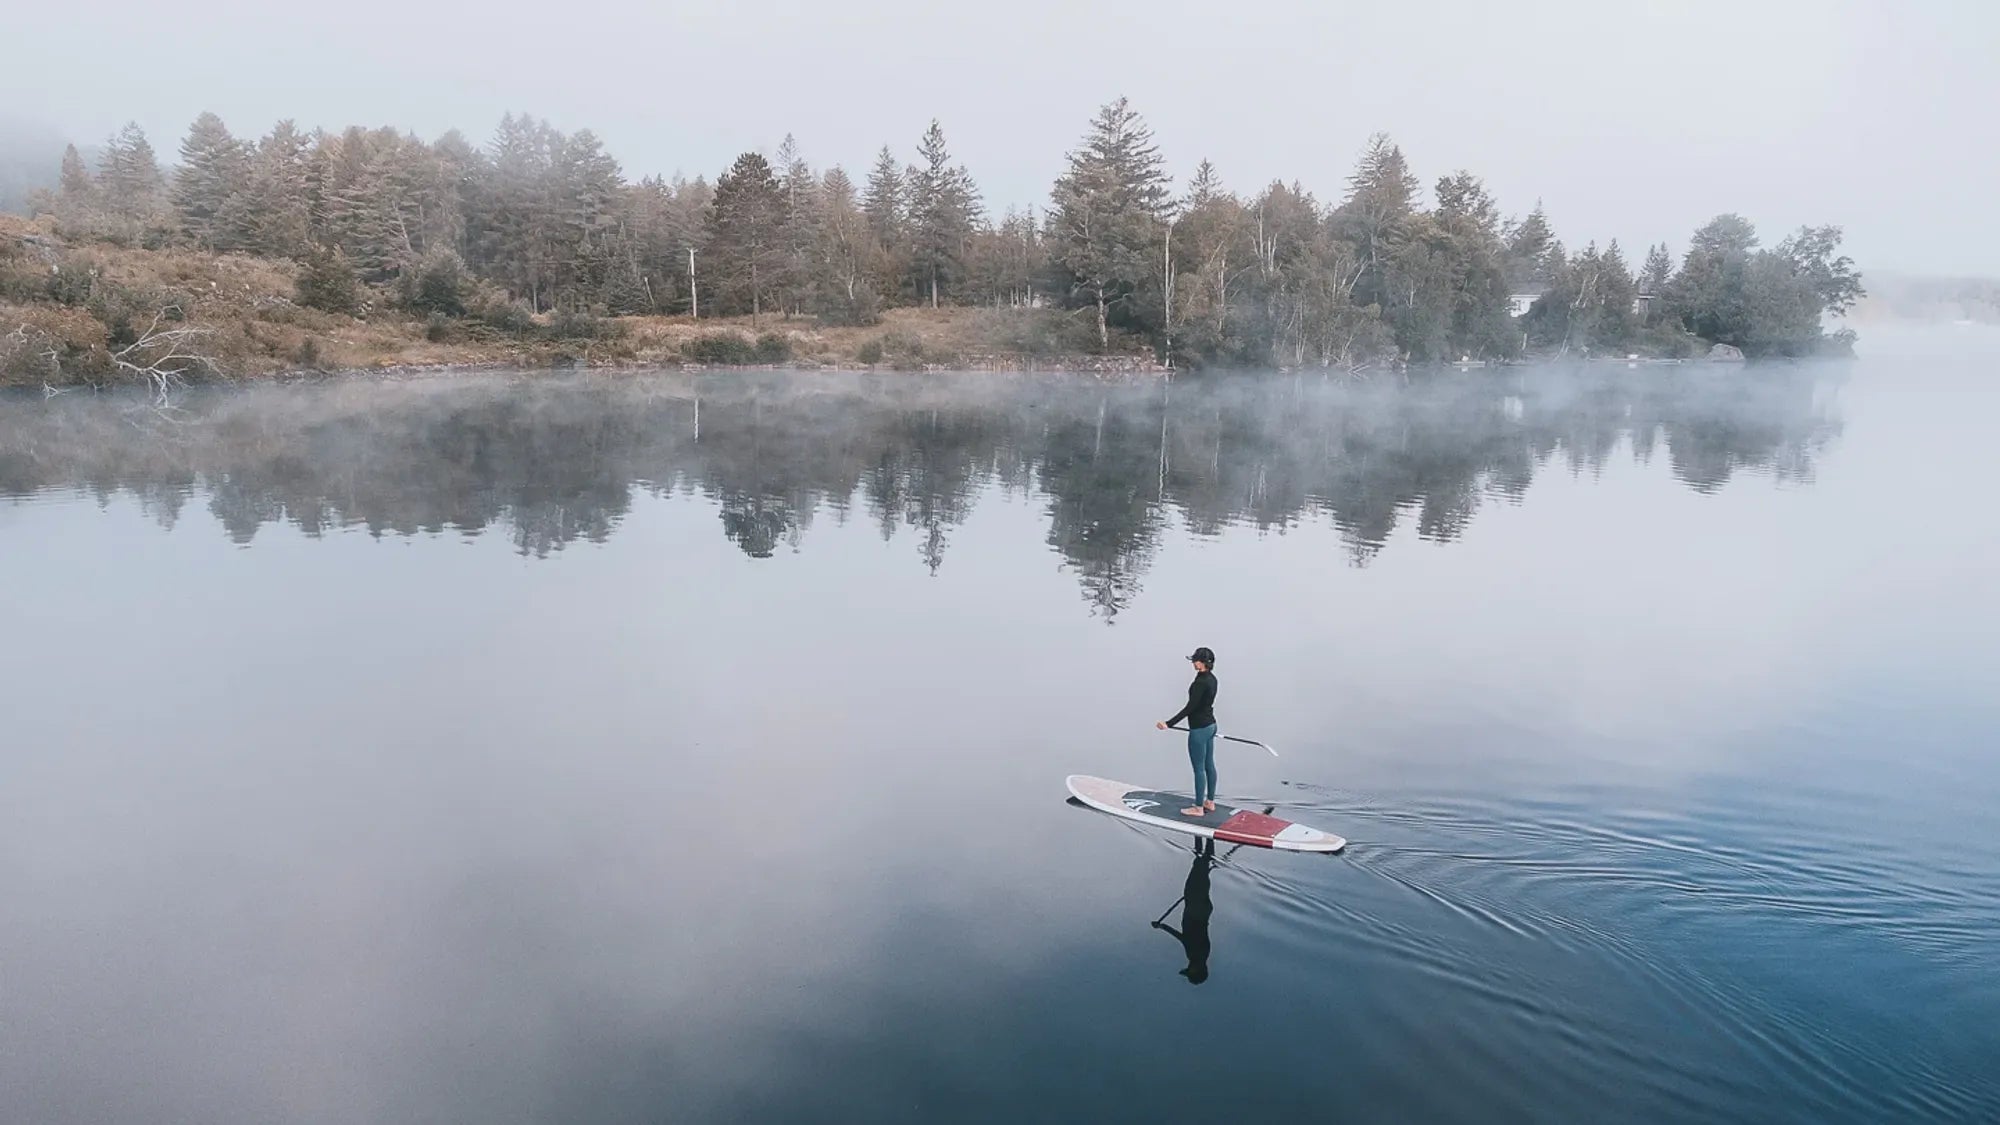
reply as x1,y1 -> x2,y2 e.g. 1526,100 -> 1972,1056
1,98 -> 1862,390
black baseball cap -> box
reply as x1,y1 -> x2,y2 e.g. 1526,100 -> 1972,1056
1188,646 -> 1216,665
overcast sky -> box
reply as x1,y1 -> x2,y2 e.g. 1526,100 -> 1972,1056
5,0 -> 1994,275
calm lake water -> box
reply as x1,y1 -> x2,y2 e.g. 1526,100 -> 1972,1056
4,329 -> 1998,1123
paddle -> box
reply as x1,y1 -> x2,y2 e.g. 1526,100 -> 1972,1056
1166,724 -> 1279,757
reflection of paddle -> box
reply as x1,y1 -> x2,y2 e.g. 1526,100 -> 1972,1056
1166,724 -> 1279,757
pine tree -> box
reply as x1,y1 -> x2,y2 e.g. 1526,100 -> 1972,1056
1639,242 -> 1673,296
774,134 -> 822,317
862,147 -> 903,245
98,122 -> 164,222
296,242 -> 362,314
1505,201 -> 1556,288
240,120 -> 312,258
1048,97 -> 1171,349
1172,161 -> 1249,359
1333,133 -> 1420,312
1429,172 -> 1513,357
426,129 -> 484,262
1664,214 -> 1758,346
1185,160 -> 1224,208
1594,240 -> 1639,348
174,113 -> 252,250
705,151 -> 786,324
480,114 -> 561,308
59,145 -> 92,200
323,129 -> 429,283
550,128 -> 624,309
906,121 -> 982,308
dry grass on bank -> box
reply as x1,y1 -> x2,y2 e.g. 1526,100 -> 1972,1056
3,214 -> 1159,388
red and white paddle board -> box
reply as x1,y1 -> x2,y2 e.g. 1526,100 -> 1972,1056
1066,774 -> 1346,852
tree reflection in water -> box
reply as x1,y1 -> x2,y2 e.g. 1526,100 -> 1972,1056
0,368 -> 1842,620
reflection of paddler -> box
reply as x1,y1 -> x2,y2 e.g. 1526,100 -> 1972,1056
1151,837 -> 1215,984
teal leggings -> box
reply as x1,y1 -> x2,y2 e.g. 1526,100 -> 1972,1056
1187,724 -> 1218,804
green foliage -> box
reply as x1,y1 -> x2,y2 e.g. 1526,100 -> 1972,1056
173,112 -> 252,251
398,249 -> 470,317
905,121 -> 982,308
685,332 -> 757,364
874,330 -> 927,367
296,244 -> 361,315
856,336 -> 886,364
818,284 -> 882,327
705,152 -> 787,321
1659,216 -> 1863,358
754,332 -> 793,362
17,104 -> 1863,370
98,122 -> 164,223
544,308 -> 622,342
1048,98 -> 1171,349
59,145 -> 92,200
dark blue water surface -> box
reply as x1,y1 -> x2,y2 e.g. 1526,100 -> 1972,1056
4,328 -> 1997,1123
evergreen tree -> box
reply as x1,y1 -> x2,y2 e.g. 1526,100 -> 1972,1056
906,121 -> 982,308
1664,214 -> 1758,347
1505,201 -> 1556,288
1659,217 -> 1860,356
59,145 -> 92,200
705,151 -> 786,324
550,128 -> 624,309
174,113 -> 252,250
1593,240 -> 1639,348
1639,242 -> 1673,296
427,129 -> 484,262
861,147 -> 906,300
98,122 -> 164,222
863,147 -> 904,244
1431,171 -> 1514,357
774,134 -> 822,316
1048,97 -> 1172,349
1333,133 -> 1420,312
241,121 -> 312,258
480,113 -> 561,308
296,242 -> 362,313
1170,161 -> 1253,362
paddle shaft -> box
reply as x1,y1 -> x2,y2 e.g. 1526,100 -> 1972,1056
1167,724 -> 1279,757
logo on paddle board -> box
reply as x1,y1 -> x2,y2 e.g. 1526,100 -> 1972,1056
1124,798 -> 1159,812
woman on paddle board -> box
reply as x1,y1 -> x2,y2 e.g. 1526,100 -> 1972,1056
1157,646 -> 1219,817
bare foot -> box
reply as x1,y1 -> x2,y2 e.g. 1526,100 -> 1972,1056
1203,801 -> 1216,812
1181,805 -> 1206,817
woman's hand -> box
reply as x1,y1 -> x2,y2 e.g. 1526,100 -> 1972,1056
1156,721 -> 1168,730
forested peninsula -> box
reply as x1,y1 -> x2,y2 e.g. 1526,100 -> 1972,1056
1,98 -> 1862,389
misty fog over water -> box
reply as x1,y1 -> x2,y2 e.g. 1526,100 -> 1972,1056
4,334 -> 1998,1122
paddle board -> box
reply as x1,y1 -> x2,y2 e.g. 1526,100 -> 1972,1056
1066,774 -> 1346,852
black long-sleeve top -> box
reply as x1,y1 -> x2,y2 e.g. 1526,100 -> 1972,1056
1166,670 -> 1218,730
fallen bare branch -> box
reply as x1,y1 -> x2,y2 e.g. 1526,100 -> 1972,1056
108,305 -> 220,406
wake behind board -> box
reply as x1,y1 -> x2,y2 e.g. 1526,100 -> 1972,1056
1067,775 -> 1346,853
